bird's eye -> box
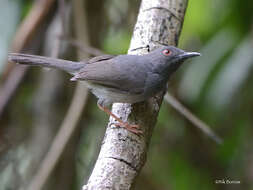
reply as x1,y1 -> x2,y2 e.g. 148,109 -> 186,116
162,49 -> 172,56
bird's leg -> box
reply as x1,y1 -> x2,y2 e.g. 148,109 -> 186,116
97,103 -> 142,135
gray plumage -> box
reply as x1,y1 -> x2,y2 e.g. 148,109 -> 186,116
8,46 -> 200,107
8,53 -> 85,74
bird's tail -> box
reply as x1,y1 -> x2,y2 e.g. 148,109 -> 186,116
8,53 -> 85,74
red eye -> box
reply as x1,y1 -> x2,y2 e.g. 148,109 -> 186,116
162,49 -> 172,56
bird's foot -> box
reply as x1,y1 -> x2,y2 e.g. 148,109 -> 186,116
97,103 -> 143,135
113,122 -> 143,135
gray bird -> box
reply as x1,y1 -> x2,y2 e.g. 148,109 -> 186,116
8,46 -> 200,134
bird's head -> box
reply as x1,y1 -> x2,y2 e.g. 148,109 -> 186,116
150,46 -> 200,76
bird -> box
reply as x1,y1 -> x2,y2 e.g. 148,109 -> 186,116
8,46 -> 200,134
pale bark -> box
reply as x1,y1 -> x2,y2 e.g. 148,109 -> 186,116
83,0 -> 188,189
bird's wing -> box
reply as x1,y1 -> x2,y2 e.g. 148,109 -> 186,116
87,55 -> 116,64
72,56 -> 148,94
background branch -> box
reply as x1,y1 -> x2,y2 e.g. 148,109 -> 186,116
27,0 -> 90,189
164,93 -> 222,144
0,0 -> 56,117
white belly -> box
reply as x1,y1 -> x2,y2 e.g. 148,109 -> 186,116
84,82 -> 145,105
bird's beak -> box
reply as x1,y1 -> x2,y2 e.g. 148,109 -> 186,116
179,51 -> 201,59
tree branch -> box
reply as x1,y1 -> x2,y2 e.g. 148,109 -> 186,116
164,93 -> 222,144
83,0 -> 188,189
